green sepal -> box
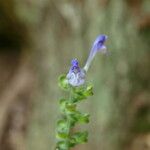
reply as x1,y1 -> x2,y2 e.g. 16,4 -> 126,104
56,141 -> 69,150
70,131 -> 88,145
72,91 -> 86,102
65,103 -> 77,114
72,85 -> 93,102
59,99 -> 77,114
58,74 -> 69,90
56,119 -> 68,133
70,111 -> 90,124
69,114 -> 78,127
59,99 -> 67,112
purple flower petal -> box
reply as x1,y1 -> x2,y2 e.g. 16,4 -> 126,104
84,34 -> 108,72
67,59 -> 85,86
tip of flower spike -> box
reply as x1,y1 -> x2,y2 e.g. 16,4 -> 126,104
92,34 -> 108,51
71,59 -> 79,66
96,34 -> 108,41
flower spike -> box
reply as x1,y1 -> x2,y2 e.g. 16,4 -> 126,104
56,34 -> 108,150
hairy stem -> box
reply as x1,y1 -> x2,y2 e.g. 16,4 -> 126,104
65,87 -> 73,150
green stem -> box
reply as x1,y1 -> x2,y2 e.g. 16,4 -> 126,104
65,117 -> 71,150
64,86 -> 74,150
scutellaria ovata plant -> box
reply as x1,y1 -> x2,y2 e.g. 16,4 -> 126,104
55,35 -> 108,150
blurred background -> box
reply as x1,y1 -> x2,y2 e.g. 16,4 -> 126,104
0,0 -> 150,150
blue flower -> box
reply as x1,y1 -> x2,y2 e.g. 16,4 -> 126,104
67,59 -> 85,86
84,34 -> 108,72
67,34 -> 108,86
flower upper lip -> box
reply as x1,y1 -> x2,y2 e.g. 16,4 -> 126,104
83,34 -> 108,72
92,34 -> 108,48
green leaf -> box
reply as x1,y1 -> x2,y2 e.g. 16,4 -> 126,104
65,103 -> 77,114
84,85 -> 94,96
58,75 -> 69,90
56,132 -> 68,139
68,115 -> 78,127
71,131 -> 88,144
68,138 -> 76,147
